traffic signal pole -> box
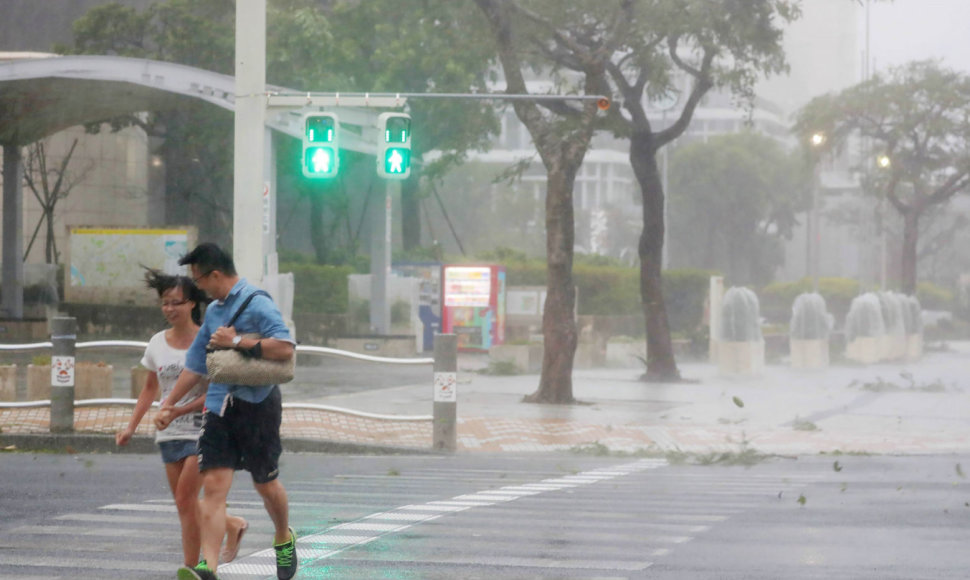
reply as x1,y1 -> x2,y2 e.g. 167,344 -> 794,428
369,182 -> 396,334
233,0 -> 268,282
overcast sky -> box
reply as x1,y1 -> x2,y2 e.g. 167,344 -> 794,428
866,0 -> 970,74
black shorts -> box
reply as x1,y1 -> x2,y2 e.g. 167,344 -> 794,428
198,386 -> 282,484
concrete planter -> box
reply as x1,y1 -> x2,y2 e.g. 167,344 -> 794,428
0,365 -> 16,401
881,335 -> 908,361
716,340 -> 765,377
130,366 -> 152,399
790,339 -> 829,370
906,333 -> 923,361
489,344 -> 543,373
845,337 -> 881,364
27,363 -> 114,400
605,340 -> 646,368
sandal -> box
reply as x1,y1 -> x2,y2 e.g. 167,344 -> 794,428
220,517 -> 249,563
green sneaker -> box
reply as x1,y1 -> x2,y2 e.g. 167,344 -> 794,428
177,561 -> 219,580
274,527 -> 298,580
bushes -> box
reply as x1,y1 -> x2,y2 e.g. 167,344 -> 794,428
573,263 -> 640,316
720,287 -> 762,342
283,255 -> 710,335
504,260 -> 710,334
761,277 -> 860,323
280,262 -> 354,314
916,281 -> 954,310
664,269 -> 713,335
790,293 -> 832,340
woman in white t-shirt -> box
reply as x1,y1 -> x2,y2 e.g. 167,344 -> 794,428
116,270 -> 248,568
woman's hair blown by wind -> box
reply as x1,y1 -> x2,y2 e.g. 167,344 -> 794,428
143,267 -> 209,325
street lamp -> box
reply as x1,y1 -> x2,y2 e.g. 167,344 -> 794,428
808,133 -> 826,292
875,153 -> 892,289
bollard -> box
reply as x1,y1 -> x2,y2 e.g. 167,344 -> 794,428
49,317 -> 77,433
432,333 -> 457,451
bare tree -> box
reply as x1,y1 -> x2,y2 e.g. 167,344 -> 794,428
22,138 -> 94,264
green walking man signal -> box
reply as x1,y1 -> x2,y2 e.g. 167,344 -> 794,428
377,112 -> 411,179
300,111 -> 412,179
302,112 -> 339,178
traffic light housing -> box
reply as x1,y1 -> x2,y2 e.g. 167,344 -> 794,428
302,112 -> 339,178
377,112 -> 411,179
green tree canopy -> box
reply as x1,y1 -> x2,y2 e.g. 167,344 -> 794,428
472,0 -> 798,381
795,60 -> 970,294
668,131 -> 810,286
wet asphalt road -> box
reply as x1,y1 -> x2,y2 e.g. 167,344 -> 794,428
1,452 -> 968,579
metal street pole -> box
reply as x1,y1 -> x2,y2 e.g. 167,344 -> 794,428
233,0 -> 267,282
812,162 -> 821,293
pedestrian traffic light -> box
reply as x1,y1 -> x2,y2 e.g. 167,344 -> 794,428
302,112 -> 339,178
377,112 -> 411,179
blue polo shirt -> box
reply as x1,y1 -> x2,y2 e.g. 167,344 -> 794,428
185,279 -> 294,414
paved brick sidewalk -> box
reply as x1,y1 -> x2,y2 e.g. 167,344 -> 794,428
0,405 -> 661,453
3,344 -> 969,455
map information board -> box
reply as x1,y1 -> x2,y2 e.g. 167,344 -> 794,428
66,227 -> 195,304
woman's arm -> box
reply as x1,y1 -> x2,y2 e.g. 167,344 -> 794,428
116,371 -> 160,446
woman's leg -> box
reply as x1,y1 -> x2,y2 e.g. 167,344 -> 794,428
221,513 -> 249,562
165,454 -> 203,567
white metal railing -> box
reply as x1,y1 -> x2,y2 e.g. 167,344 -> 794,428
0,340 -> 434,364
0,398 -> 431,421
0,340 -> 434,421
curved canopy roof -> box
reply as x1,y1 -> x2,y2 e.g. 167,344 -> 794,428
0,55 -> 237,145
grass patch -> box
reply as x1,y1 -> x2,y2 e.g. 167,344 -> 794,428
476,360 -> 521,376
568,438 -> 770,466
569,441 -> 611,456
792,418 -> 819,431
848,371 -> 948,393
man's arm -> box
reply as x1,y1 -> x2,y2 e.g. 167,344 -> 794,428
153,369 -> 204,430
209,293 -> 295,361
209,328 -> 294,360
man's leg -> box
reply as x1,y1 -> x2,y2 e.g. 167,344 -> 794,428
254,478 -> 290,543
199,467 -> 234,571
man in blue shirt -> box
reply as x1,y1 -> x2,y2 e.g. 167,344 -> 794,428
155,243 -> 297,580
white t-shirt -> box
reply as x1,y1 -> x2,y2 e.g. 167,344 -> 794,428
141,330 -> 205,443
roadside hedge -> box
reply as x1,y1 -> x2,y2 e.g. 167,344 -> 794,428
283,259 -> 711,335
280,262 -> 354,314
759,277 -> 860,324
504,261 -> 711,334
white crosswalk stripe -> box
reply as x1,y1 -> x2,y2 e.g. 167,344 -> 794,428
0,458 -> 819,580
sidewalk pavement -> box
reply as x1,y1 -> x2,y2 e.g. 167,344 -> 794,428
2,342 -> 969,456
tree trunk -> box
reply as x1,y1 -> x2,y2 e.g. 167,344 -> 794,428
900,209 -> 920,295
309,189 -> 327,263
630,134 -> 680,381
44,208 -> 56,264
525,162 -> 577,404
401,174 -> 421,251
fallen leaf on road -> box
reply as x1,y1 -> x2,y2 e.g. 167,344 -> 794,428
732,396 -> 744,408
797,494 -> 807,506
833,461 -> 842,472
956,463 -> 965,478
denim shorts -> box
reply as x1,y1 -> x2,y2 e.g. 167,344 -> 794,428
158,438 -> 198,464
